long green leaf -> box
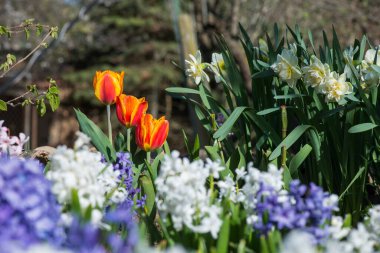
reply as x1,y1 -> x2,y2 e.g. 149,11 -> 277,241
289,144 -> 312,177
339,167 -> 366,200
74,108 -> 116,162
214,107 -> 247,140
348,123 -> 378,133
269,125 -> 315,161
216,214 -> 231,253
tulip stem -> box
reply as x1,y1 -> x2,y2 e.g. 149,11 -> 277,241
127,128 -> 131,152
147,151 -> 151,163
106,105 -> 113,146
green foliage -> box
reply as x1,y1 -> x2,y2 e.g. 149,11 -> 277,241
167,23 -> 380,224
74,108 -> 116,162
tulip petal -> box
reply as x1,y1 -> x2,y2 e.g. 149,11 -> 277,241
151,117 -> 169,150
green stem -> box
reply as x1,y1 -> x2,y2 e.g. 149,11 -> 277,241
281,105 -> 288,168
147,151 -> 151,163
127,128 -> 131,152
106,105 -> 113,146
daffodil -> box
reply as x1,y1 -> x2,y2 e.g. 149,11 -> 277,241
271,49 -> 302,88
210,53 -> 226,83
321,72 -> 352,102
185,50 -> 210,85
359,47 -> 380,89
302,55 -> 330,91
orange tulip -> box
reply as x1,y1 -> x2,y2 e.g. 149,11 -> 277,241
136,114 -> 169,151
93,70 -> 124,104
116,94 -> 148,128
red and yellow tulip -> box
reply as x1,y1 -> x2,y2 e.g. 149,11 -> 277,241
136,114 -> 169,151
116,94 -> 148,128
93,70 -> 124,104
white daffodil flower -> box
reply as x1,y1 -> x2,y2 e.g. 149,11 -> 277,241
302,55 -> 330,91
322,72 -> 353,102
271,49 -> 302,88
185,50 -> 210,85
210,52 -> 226,83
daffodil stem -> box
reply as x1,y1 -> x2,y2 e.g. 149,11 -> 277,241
281,105 -> 287,168
127,128 -> 131,152
106,105 -> 113,146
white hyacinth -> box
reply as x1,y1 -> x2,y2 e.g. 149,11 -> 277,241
155,151 -> 222,238
239,163 -> 284,225
46,132 -> 128,223
281,230 -> 316,253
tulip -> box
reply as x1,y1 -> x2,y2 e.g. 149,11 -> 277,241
136,114 -> 169,151
116,94 -> 148,128
93,70 -> 124,104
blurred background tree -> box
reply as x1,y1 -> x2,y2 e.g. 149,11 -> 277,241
0,0 -> 379,150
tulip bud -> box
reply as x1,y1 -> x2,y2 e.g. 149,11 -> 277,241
135,114 -> 169,151
93,70 -> 124,104
116,94 -> 148,128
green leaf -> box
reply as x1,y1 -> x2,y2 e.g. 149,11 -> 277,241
257,107 -> 280,116
165,87 -> 199,95
289,144 -> 312,177
339,167 -> 366,200
214,107 -> 247,140
0,99 -> 7,111
74,109 -> 116,162
71,189 -> 81,214
36,98 -> 46,116
269,125 -> 316,161
274,94 -> 307,100
140,175 -> 155,216
348,123 -> 378,133
216,214 -> 230,253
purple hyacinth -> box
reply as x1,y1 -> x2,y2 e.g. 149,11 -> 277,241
0,156 -> 64,248
254,180 -> 338,243
102,152 -> 145,207
64,200 -> 138,253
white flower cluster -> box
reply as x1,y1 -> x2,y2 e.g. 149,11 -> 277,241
282,205 -> 380,253
185,50 -> 226,84
239,163 -> 284,225
0,120 -> 29,156
155,151 -> 223,239
271,49 -> 353,103
46,132 -> 128,223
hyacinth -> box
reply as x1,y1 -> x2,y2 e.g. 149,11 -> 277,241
46,132 -> 128,223
64,200 -> 138,253
0,156 -> 64,248
239,163 -> 284,225
155,151 -> 222,238
0,120 -> 29,156
254,180 -> 338,242
101,152 -> 144,208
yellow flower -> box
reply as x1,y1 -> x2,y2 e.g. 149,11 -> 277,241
302,56 -> 330,91
322,72 -> 352,102
271,49 -> 302,88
